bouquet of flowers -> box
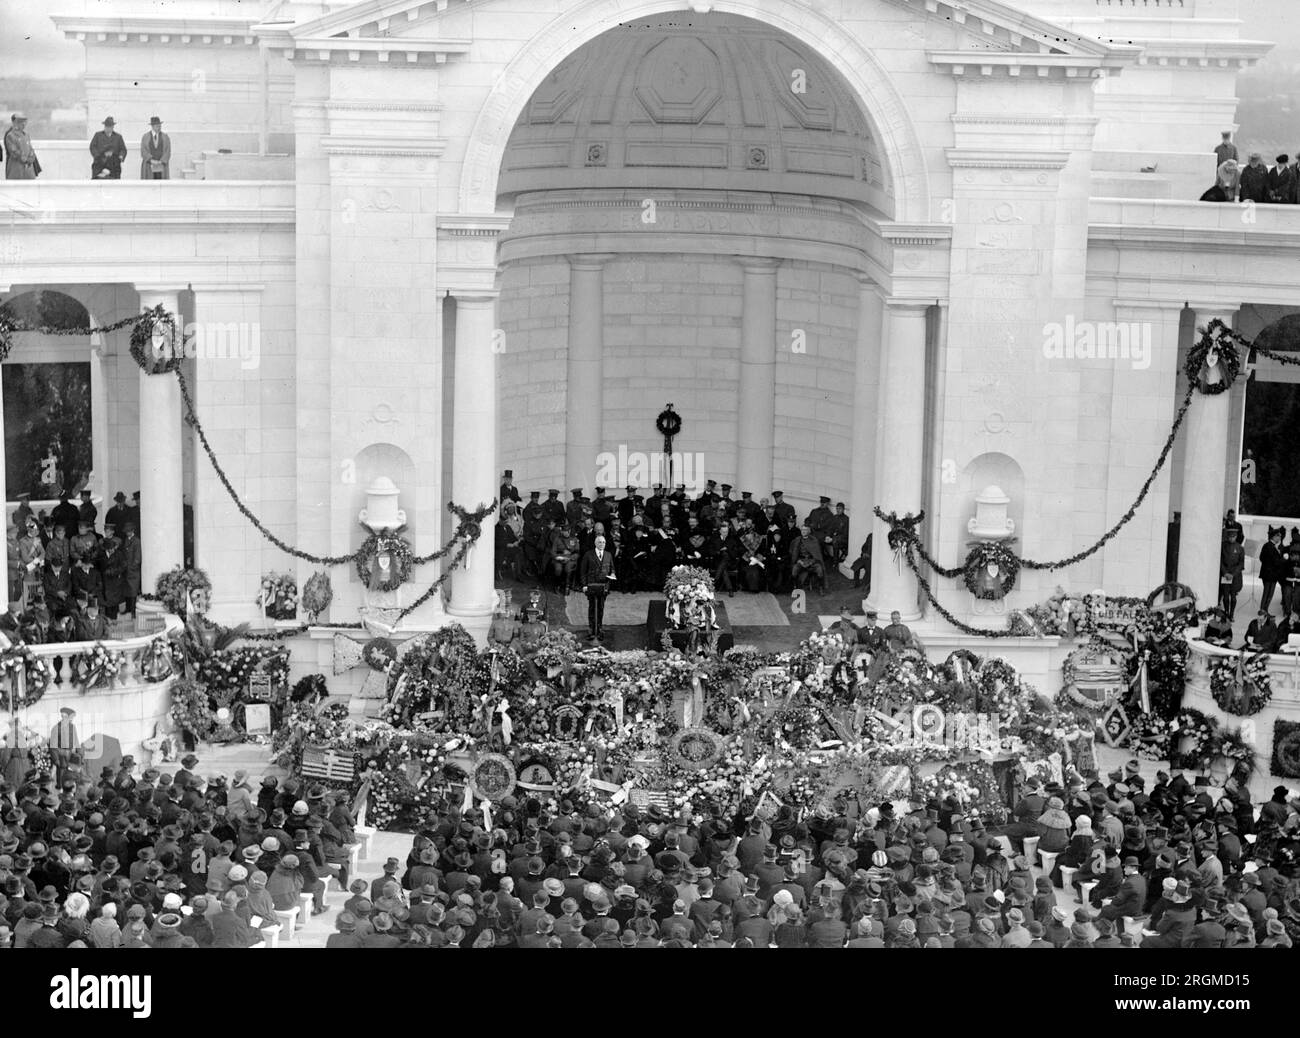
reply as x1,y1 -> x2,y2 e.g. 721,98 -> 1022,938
73,643 -> 127,690
155,566 -> 212,616
257,571 -> 299,620
665,566 -> 716,630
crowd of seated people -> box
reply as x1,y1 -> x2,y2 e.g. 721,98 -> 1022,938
494,471 -> 869,598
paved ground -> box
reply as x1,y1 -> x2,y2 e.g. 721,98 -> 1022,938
499,567 -> 862,652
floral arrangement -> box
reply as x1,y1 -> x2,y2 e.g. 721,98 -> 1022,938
302,571 -> 333,623
71,643 -> 127,690
257,572 -> 298,620
1209,654 -> 1273,717
664,566 -> 716,631
168,678 -> 215,741
0,646 -> 54,707
195,646 -> 291,699
28,744 -> 54,780
1127,706 -> 1255,774
154,566 -> 212,616
914,759 -> 1005,813
290,674 -> 330,704
138,637 -> 174,683
272,701 -> 360,770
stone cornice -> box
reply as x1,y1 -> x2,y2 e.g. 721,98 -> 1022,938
1130,40 -> 1273,70
951,113 -> 1100,129
947,148 -> 1071,171
320,135 -> 447,157
51,16 -> 258,46
271,35 -> 471,66
928,50 -> 1138,79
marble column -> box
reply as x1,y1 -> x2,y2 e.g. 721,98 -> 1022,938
448,292 -> 500,617
847,277 -> 885,578
1178,305 -> 1238,606
867,300 -> 931,621
736,258 -> 781,498
135,286 -> 186,594
565,254 -> 614,494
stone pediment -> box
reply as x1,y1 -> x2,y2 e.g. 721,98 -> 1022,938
287,0 -> 1126,62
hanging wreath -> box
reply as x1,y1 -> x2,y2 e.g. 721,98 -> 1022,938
128,305 -> 184,375
962,542 -> 1020,600
655,405 -> 682,439
302,571 -> 333,622
881,510 -> 926,552
355,532 -> 414,591
155,566 -> 213,616
362,638 -> 398,672
0,647 -> 54,708
1184,319 -> 1242,396
1209,654 -> 1273,716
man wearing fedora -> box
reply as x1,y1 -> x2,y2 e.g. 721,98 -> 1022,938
89,117 -> 127,179
140,116 -> 171,179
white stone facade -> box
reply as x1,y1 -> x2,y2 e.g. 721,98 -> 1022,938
0,0 -> 1286,637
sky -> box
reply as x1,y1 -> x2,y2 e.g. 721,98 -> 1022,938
1,0 -> 1299,79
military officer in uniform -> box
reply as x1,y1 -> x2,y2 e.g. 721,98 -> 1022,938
771,490 -> 796,530
807,496 -> 834,540
736,491 -> 761,523
644,485 -> 666,525
717,484 -> 737,520
565,488 -> 586,528
591,487 -> 613,528
883,610 -> 914,653
50,707 -> 79,784
617,485 -> 642,527
521,492 -> 546,581
540,489 -> 566,526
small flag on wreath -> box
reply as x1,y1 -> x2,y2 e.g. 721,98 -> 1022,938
301,744 -> 355,783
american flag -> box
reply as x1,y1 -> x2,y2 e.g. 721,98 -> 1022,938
301,745 -> 355,783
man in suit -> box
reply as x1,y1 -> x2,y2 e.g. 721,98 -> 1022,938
140,116 -> 171,179
578,534 -> 616,641
617,485 -> 641,527
89,116 -> 127,179
104,491 -> 130,538
49,708 -> 78,785
1244,609 -> 1280,653
499,470 -> 520,506
1260,525 -> 1286,615
824,502 -> 850,563
807,496 -> 834,540
644,485 -> 666,524
858,610 -> 887,655
121,522 -> 142,615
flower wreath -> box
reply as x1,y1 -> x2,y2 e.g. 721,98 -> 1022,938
155,566 -> 213,616
355,532 -> 414,592
971,657 -> 1026,724
962,541 -> 1020,600
1209,654 -> 1273,717
1184,319 -> 1242,396
655,405 -> 682,439
128,305 -> 184,375
0,647 -> 54,708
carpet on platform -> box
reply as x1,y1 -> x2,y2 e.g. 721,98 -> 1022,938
563,590 -> 789,628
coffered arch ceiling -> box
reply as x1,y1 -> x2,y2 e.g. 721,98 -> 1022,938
497,13 -> 892,216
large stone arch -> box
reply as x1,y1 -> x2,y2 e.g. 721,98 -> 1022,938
457,0 -> 931,222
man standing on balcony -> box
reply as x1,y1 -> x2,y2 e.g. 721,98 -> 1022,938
1214,131 -> 1238,178
89,116 -> 127,180
140,116 -> 171,180
4,113 -> 37,180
